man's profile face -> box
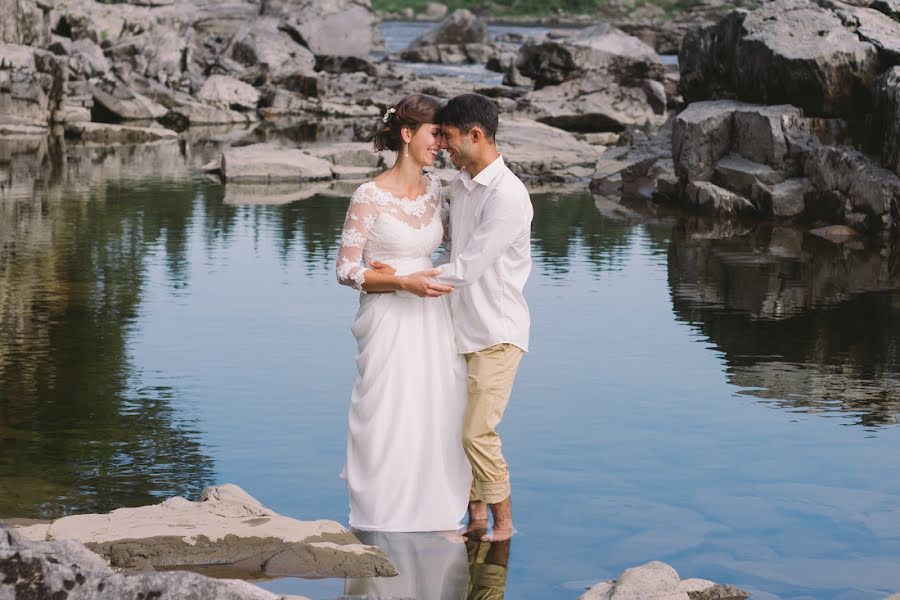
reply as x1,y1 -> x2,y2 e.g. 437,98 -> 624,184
440,124 -> 474,169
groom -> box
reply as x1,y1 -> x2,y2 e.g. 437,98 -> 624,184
434,94 -> 533,541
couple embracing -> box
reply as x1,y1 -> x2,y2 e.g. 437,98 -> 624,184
336,93 -> 533,541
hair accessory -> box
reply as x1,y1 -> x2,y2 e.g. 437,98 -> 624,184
382,107 -> 396,124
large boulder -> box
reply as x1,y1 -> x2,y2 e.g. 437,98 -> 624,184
267,0 -> 379,57
516,24 -> 663,89
679,0 -> 880,117
1,525 -> 312,600
579,561 -> 749,600
231,18 -> 317,82
409,9 -> 490,46
14,484 -> 395,578
517,73 -> 668,133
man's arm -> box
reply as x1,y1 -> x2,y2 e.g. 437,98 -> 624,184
433,190 -> 529,288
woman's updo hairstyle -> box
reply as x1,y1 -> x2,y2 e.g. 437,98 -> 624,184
373,94 -> 441,152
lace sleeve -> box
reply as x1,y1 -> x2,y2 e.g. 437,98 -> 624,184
336,186 -> 379,291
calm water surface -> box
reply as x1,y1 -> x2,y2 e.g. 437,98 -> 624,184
2,142 -> 900,600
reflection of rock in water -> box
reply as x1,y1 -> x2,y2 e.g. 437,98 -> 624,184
345,531 -> 468,600
669,221 -> 900,426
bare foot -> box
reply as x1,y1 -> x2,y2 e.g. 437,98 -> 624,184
481,525 -> 515,542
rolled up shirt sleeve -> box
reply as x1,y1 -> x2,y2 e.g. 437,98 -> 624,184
434,189 -> 529,288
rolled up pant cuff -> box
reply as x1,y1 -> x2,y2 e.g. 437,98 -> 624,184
473,479 -> 510,505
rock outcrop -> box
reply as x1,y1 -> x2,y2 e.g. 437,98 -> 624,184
1,524 -> 312,600
401,9 -> 493,64
13,483 -> 396,579
670,0 -> 900,236
514,25 -> 670,133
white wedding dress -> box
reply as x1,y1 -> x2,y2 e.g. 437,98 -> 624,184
336,173 -> 471,532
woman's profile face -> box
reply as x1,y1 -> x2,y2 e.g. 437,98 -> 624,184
407,122 -> 444,166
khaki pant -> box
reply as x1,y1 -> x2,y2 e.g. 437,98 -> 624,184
463,343 -> 524,505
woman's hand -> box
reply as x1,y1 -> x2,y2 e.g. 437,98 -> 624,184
399,270 -> 454,297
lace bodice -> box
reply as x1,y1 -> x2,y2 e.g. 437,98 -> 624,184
336,174 -> 449,291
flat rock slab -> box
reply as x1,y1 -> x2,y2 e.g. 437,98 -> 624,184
498,118 -> 601,181
1,526 -> 311,600
221,144 -> 335,184
13,483 -> 395,579
64,122 -> 178,144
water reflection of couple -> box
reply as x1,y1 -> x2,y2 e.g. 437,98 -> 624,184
336,92 -> 532,551
347,530 -> 511,600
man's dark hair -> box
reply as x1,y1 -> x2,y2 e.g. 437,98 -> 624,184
436,94 -> 499,141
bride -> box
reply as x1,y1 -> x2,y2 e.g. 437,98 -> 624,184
336,94 -> 471,532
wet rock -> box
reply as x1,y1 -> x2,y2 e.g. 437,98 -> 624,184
680,0 -> 879,117
580,561 -> 745,600
687,180 -> 757,216
271,0 -> 380,58
221,144 -> 334,183
197,74 -> 260,111
688,584 -> 752,599
1,525 -> 312,600
14,484 -> 395,579
64,121 -> 178,143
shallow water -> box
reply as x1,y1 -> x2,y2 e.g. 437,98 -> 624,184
2,140 -> 900,599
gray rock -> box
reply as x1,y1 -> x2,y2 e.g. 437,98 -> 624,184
687,180 -> 757,216
687,583 -> 752,599
517,24 -> 662,89
580,561 -> 741,600
828,0 -> 900,65
519,73 -> 667,133
197,74 -> 260,111
672,100 -> 740,180
0,0 -> 48,46
496,118 -> 601,182
714,154 -> 784,197
809,223 -> 859,242
70,37 -> 109,78
0,44 -> 65,127
222,143 -> 334,183
875,66 -> 900,176
231,18 -> 317,81
0,525 -> 311,600
680,0 -> 880,117
423,2 -> 448,18
307,142 -> 382,168
409,9 -> 490,47
763,177 -> 808,218
272,0 -> 379,58
314,55 -> 376,76
732,104 -> 802,167
92,77 -> 168,120
871,0 -> 900,19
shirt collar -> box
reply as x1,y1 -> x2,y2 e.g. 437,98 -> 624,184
456,154 -> 505,192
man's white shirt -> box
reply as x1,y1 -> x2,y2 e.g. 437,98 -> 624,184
435,154 -> 533,354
